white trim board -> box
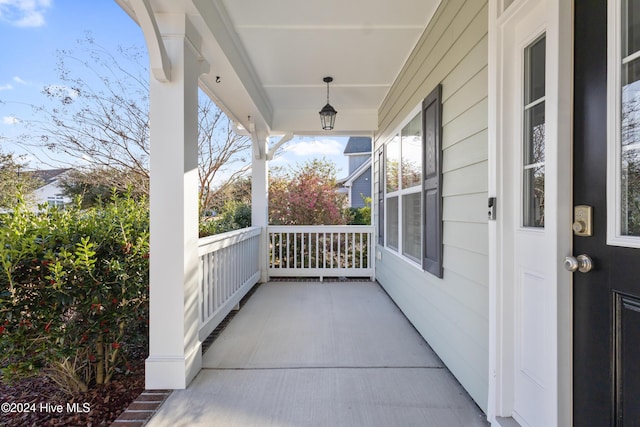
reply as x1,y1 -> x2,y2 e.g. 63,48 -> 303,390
487,0 -> 573,425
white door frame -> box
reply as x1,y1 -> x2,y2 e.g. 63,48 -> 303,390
487,0 -> 573,425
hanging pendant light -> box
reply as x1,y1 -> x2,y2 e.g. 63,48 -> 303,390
319,76 -> 337,130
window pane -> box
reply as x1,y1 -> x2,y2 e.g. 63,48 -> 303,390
378,150 -> 385,244
524,102 -> 546,165
523,166 -> 545,228
387,196 -> 398,250
524,36 -> 546,105
401,113 -> 422,188
402,193 -> 421,261
386,136 -> 400,192
523,35 -> 546,228
621,56 -> 640,234
623,0 -> 640,57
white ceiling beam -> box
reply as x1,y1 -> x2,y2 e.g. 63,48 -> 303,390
192,0 -> 273,126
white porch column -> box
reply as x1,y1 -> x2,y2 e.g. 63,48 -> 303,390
146,15 -> 204,389
251,137 -> 269,282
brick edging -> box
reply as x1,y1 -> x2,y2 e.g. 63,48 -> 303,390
110,390 -> 172,427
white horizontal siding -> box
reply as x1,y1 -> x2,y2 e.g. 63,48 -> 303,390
444,193 -> 488,223
375,248 -> 489,409
443,129 -> 488,173
443,98 -> 488,146
374,0 -> 488,412
378,0 -> 488,140
443,161 -> 488,196
443,245 -> 489,286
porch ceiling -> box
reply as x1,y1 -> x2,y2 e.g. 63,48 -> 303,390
117,0 -> 441,137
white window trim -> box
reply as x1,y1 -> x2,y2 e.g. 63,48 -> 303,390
608,0 -> 640,248
383,102 -> 423,264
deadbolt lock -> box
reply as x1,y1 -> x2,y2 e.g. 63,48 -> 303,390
573,205 -> 593,237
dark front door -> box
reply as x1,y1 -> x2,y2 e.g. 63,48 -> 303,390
574,1 -> 640,425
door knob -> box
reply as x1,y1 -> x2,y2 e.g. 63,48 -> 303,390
563,254 -> 593,273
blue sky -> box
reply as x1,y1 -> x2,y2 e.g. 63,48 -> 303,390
0,0 -> 349,178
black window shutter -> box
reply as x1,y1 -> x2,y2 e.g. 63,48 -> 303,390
378,149 -> 384,245
422,84 -> 443,278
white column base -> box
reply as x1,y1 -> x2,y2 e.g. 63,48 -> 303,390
145,343 -> 202,389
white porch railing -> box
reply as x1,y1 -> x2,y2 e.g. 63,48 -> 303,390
197,226 -> 261,341
268,225 -> 374,280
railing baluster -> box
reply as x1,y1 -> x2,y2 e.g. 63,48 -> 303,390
206,254 -> 212,318
352,232 -> 356,269
358,233 -> 364,268
270,232 -> 274,268
330,232 -> 334,268
284,232 -> 288,269
315,232 -> 319,269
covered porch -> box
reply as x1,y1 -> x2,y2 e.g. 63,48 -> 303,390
114,0 -> 501,424
146,280 -> 487,426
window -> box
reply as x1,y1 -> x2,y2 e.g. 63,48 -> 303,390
47,195 -> 65,207
378,150 -> 384,245
384,115 -> 421,258
387,196 -> 399,250
402,193 -> 421,261
608,0 -> 640,247
523,35 -> 546,228
620,0 -> 640,236
386,135 -> 400,193
382,84 -> 443,276
401,114 -> 422,261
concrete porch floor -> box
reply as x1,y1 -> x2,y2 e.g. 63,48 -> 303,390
146,281 -> 488,427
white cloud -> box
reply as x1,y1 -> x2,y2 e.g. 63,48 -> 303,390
283,139 -> 343,156
0,0 -> 52,28
0,83 -> 13,91
13,76 -> 28,85
268,155 -> 289,166
3,115 -> 19,124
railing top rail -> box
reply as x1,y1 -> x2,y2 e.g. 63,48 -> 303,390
198,226 -> 262,256
267,225 -> 374,233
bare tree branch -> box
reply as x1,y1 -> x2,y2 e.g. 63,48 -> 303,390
7,36 -> 250,208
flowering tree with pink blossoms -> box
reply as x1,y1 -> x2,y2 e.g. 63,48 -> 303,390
269,159 -> 349,225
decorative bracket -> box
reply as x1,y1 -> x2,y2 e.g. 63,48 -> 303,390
267,133 -> 294,161
130,0 -> 172,82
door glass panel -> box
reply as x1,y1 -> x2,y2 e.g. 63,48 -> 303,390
623,0 -> 640,57
523,35 -> 546,228
621,1 -> 640,236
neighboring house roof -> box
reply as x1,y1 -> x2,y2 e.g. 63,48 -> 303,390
28,168 -> 71,187
343,137 -> 372,155
338,157 -> 372,187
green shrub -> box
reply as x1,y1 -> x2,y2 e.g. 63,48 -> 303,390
0,192 -> 149,393
199,200 -> 251,237
347,197 -> 371,225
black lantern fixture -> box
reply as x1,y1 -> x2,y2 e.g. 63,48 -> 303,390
319,76 -> 337,130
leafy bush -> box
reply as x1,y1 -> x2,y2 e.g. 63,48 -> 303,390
347,197 -> 372,225
199,200 -> 251,237
0,192 -> 149,393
